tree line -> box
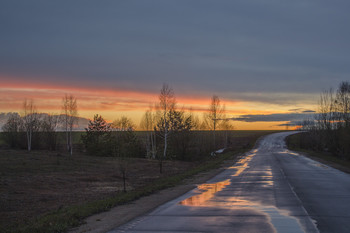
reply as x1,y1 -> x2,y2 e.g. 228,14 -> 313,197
1,84 -> 235,164
2,95 -> 78,153
1,84 -> 237,192
82,84 -> 234,173
300,81 -> 350,159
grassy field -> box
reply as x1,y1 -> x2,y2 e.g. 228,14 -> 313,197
286,132 -> 350,170
0,130 -> 278,233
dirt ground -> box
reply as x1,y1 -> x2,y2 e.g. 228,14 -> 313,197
0,131 -> 273,232
69,157 -> 240,233
0,150 -> 196,231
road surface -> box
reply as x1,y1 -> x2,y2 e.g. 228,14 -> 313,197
109,132 -> 350,233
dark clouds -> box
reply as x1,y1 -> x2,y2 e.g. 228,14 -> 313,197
233,109 -> 316,125
1,0 -> 350,102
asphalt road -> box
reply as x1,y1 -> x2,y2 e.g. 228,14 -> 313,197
110,132 -> 350,233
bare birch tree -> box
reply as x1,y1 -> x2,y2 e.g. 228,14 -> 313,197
204,95 -> 225,149
156,84 -> 176,173
140,107 -> 157,159
62,94 -> 77,155
22,99 -> 39,151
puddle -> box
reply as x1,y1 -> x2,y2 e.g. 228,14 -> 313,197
180,181 -> 306,232
179,150 -> 309,233
179,179 -> 231,206
228,151 -> 256,176
279,150 -> 300,156
313,163 -> 328,169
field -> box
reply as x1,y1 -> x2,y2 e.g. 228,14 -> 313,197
0,130 -> 277,232
286,132 -> 350,172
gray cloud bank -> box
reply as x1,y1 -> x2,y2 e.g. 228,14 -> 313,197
1,0 -> 350,104
233,110 -> 316,125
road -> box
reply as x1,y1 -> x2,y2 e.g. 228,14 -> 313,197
109,132 -> 350,233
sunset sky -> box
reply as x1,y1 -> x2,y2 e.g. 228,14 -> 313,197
1,1 -> 350,129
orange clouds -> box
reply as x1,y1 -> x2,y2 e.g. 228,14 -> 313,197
0,82 -> 156,118
0,79 -> 302,129
1,80 -> 241,115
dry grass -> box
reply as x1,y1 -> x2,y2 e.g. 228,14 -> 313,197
0,130 -> 276,232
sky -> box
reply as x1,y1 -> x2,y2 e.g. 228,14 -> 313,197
1,0 -> 350,129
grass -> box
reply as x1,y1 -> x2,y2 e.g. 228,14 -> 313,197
286,133 -> 350,170
1,130 -> 277,233
11,150 -> 240,233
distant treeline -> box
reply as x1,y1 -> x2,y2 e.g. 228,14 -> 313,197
299,81 -> 350,159
0,129 -> 238,159
1,85 -> 237,165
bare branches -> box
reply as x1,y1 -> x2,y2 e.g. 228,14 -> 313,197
140,107 -> 157,159
112,116 -> 135,131
203,95 -> 226,149
62,94 -> 78,155
22,99 -> 39,151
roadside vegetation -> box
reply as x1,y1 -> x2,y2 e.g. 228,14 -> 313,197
0,131 -> 274,233
287,81 -> 350,169
286,132 -> 350,171
0,84 -> 278,232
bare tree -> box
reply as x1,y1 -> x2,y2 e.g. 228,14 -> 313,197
318,89 -> 336,131
62,94 -> 78,155
112,116 -> 135,131
22,99 -> 39,151
140,107 -> 157,159
204,95 -> 225,149
335,81 -> 350,128
156,84 -> 176,173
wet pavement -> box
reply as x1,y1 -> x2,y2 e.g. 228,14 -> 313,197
109,132 -> 350,233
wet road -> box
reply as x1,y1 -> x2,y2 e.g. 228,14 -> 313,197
110,132 -> 350,233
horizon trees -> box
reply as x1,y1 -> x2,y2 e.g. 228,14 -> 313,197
1,95 -> 78,152
1,87 -> 237,161
112,116 -> 135,131
2,113 -> 22,148
301,81 -> 350,158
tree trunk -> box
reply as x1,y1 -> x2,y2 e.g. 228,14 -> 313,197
123,172 -> 126,192
159,158 -> 163,174
163,132 -> 167,159
152,132 -> 156,159
27,130 -> 32,152
150,131 -> 156,159
66,122 -> 69,152
213,120 -> 216,150
69,131 -> 73,155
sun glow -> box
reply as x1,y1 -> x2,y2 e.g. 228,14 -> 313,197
0,79 -> 315,130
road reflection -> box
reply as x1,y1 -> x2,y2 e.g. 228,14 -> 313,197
229,150 -> 257,176
180,179 -> 231,206
178,148 -> 307,233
